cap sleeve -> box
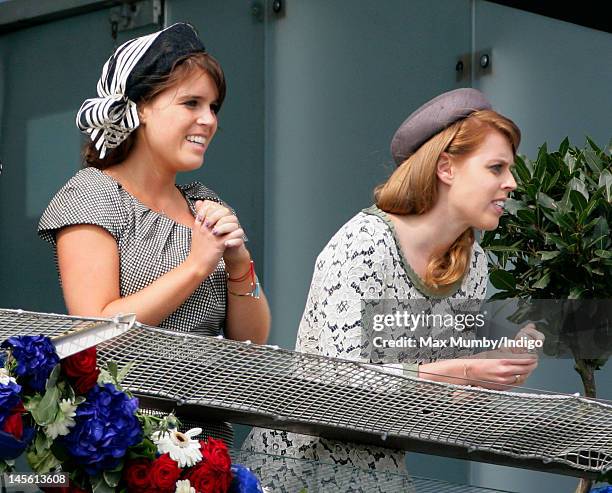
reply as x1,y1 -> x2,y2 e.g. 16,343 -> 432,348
38,168 -> 126,246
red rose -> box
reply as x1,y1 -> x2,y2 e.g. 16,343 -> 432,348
150,454 -> 181,493
73,368 -> 100,394
201,438 -> 232,472
123,458 -> 152,493
62,347 -> 97,378
2,402 -> 25,440
184,439 -> 232,493
62,347 -> 100,395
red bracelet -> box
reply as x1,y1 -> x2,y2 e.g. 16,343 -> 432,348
227,260 -> 253,282
226,261 -> 260,299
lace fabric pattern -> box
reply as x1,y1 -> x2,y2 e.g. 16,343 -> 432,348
243,207 -> 489,477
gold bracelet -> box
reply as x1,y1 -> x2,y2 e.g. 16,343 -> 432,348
227,275 -> 260,299
463,362 -> 471,385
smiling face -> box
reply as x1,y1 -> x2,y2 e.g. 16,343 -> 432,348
137,68 -> 219,173
445,129 -> 517,230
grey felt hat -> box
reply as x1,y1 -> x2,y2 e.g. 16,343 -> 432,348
390,88 -> 492,166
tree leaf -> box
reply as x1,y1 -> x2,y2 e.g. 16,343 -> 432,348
569,287 -> 586,299
606,136 -> 612,155
535,145 -> 548,184
517,208 -> 537,224
586,136 -> 603,154
584,146 -> 604,174
539,251 -> 561,261
537,192 -> 557,210
569,190 -> 588,215
564,153 -> 577,174
513,155 -> 531,184
595,250 -> 612,259
558,137 -> 570,158
543,170 -> 560,193
578,189 -> 604,223
484,244 -> 522,253
568,177 -> 589,201
489,270 -> 516,291
552,212 -> 574,231
532,271 -> 551,289
545,233 -> 569,249
503,198 -> 525,216
599,169 -> 612,202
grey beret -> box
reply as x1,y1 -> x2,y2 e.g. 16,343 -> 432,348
390,88 -> 492,166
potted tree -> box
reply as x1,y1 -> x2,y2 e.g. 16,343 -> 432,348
480,137 -> 612,493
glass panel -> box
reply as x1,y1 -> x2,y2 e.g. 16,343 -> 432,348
472,2 -> 612,491
0,9 -> 118,312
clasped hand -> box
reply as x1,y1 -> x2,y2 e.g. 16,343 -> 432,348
187,200 -> 249,276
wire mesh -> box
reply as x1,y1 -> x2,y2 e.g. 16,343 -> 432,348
1,308 -> 611,480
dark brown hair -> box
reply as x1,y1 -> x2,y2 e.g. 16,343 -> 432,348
83,52 -> 226,169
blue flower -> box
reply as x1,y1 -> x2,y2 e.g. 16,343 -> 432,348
61,383 -> 142,475
0,377 -> 21,428
0,426 -> 35,460
1,336 -> 59,392
229,464 -> 265,493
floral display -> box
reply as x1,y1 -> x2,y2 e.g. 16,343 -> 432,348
0,334 -> 264,492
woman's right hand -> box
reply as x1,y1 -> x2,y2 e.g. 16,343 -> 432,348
186,213 -> 233,278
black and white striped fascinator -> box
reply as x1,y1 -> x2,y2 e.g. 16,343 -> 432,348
76,23 -> 206,158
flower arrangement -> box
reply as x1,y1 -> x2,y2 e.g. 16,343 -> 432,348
0,335 -> 265,493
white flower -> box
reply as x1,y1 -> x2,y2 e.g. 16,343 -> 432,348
45,399 -> 77,439
152,427 -> 203,468
175,479 -> 196,493
0,367 -> 16,386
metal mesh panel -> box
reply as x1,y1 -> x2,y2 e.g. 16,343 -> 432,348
138,407 -> 233,445
1,309 -> 611,480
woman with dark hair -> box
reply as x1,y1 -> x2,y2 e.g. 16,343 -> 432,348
38,23 -> 270,443
244,88 -> 541,482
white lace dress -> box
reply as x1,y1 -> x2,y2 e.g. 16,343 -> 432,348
242,205 -> 488,489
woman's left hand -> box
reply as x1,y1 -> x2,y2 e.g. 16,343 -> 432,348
194,200 -> 249,267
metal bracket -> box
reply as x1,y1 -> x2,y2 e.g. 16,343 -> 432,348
455,53 -> 472,84
109,0 -> 161,36
475,49 -> 493,78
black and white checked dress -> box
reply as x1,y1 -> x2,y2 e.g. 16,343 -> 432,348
38,166 -> 233,443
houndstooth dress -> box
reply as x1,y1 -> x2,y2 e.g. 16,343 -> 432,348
38,166 -> 234,443
242,205 -> 488,490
